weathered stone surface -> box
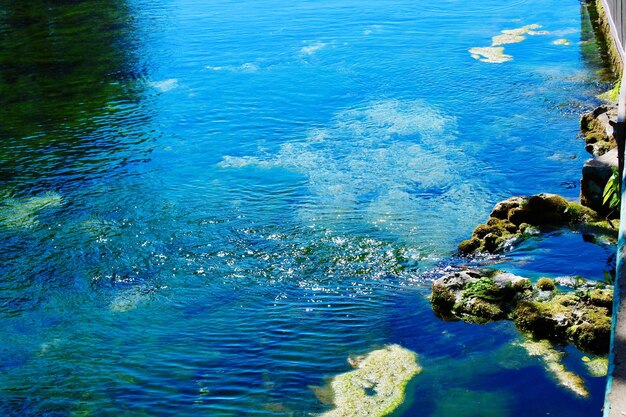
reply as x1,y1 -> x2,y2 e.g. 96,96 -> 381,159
580,104 -> 617,157
430,267 -> 530,323
580,147 -> 618,215
513,289 -> 613,354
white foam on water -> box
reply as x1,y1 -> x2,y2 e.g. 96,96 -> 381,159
364,25 -> 383,36
300,42 -> 327,55
149,79 -> 179,92
205,63 -> 260,73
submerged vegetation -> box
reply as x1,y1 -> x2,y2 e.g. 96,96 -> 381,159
316,345 -> 421,417
519,339 -> 588,397
469,24 -> 551,63
0,191 -> 63,229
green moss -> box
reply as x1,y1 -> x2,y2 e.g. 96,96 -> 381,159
462,278 -> 503,302
513,278 -> 532,292
566,308 -> 612,354
319,345 -> 421,417
458,238 -> 481,255
598,81 -> 621,102
431,283 -> 456,313
589,289 -> 613,309
536,278 -> 556,291
513,301 -> 570,341
462,298 -> 504,321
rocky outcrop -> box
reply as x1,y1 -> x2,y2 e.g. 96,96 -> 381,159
430,267 -> 531,324
580,104 -> 617,157
458,193 -> 608,255
430,267 -> 614,354
581,146 -> 618,215
579,103 -> 620,215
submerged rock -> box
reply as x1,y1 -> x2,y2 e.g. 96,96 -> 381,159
519,339 -> 588,397
0,191 -> 63,229
458,193 -> 610,255
431,388 -> 511,417
316,345 -> 421,417
552,38 -> 572,45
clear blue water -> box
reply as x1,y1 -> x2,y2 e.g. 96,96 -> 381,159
0,0 -> 616,415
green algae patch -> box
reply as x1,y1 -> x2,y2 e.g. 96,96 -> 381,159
469,46 -> 512,63
492,24 -> 543,46
470,24 -> 549,64
552,38 -> 572,46
519,339 -> 588,397
318,345 -> 421,417
581,356 -> 608,377
0,191 -> 63,229
598,81 -> 621,102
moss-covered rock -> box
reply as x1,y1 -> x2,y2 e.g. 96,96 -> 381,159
317,345 -> 421,417
431,283 -> 456,314
514,300 -> 571,340
566,307 -> 612,354
589,288 -> 613,309
430,267 -> 613,353
536,278 -> 556,291
513,290 -> 613,354
458,193 -> 608,255
580,104 -> 617,157
461,298 -> 504,321
430,268 -> 529,324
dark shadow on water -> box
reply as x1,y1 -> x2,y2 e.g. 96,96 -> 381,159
0,0 -> 150,190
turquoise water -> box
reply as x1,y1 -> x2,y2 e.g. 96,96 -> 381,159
0,0 -> 616,415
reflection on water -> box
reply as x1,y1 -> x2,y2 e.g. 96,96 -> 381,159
0,0 -> 150,189
0,0 -> 616,415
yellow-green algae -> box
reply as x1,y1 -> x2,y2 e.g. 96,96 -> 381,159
519,339 -> 588,397
552,38 -> 572,46
0,191 -> 63,229
492,24 -> 542,46
470,24 -> 549,64
469,47 -> 512,64
582,356 -> 609,377
597,80 -> 621,103
318,344 -> 421,417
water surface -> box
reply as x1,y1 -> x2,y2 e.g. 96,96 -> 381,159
0,0 -> 616,415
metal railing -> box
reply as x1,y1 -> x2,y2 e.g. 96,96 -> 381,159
601,0 -> 626,57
